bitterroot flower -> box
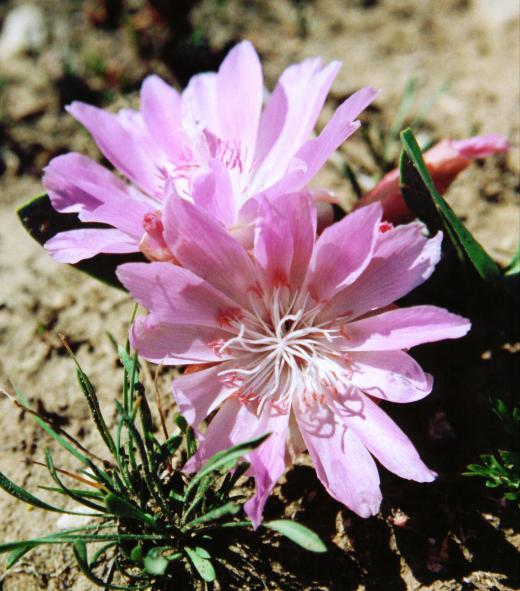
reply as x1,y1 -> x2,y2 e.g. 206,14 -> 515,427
117,192 -> 470,526
43,40 -> 376,263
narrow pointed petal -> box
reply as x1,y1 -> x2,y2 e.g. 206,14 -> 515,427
163,198 -> 258,308
43,153 -> 151,239
295,402 -> 382,517
340,305 -> 471,351
307,203 -> 382,301
252,59 -> 341,192
319,224 -> 442,322
334,390 -> 436,482
140,74 -> 187,159
67,102 -> 166,196
254,198 -> 295,287
129,315 -> 230,365
254,191 -> 316,290
263,87 -> 378,198
191,158 -> 237,227
186,399 -> 289,526
348,350 -> 433,403
244,409 -> 289,528
45,228 -> 137,263
182,72 -> 219,135
172,363 -> 235,428
116,261 -> 241,329
216,40 -> 263,158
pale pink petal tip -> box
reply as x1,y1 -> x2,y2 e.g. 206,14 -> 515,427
452,134 -> 511,159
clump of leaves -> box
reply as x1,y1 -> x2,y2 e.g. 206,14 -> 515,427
0,336 -> 325,589
465,399 -> 520,505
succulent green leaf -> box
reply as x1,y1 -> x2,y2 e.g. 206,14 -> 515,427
143,547 -> 169,576
185,546 -> 216,582
399,128 -> 501,281
263,520 -> 327,553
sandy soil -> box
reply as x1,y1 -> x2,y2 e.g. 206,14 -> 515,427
0,1 -> 518,589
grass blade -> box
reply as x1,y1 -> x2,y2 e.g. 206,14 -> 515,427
0,469 -> 70,514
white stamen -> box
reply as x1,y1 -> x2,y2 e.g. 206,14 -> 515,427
217,284 -> 350,414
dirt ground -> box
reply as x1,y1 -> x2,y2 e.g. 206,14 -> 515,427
0,1 -> 519,590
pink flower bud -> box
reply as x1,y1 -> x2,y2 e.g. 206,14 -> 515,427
355,134 -> 511,223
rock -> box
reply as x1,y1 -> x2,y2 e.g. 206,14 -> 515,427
0,4 -> 47,63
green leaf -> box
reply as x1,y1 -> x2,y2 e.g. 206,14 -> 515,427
10,382 -> 107,477
44,448 -> 106,513
143,547 -> 169,576
185,433 -> 270,498
183,502 -> 240,530
194,546 -> 211,559
103,493 -> 156,527
130,544 -> 143,564
185,546 -> 216,582
399,128 -> 501,281
0,469 -> 69,514
16,193 -> 146,289
73,541 -> 143,590
76,367 -> 116,456
263,520 -> 327,553
5,544 -> 33,568
505,243 -> 520,276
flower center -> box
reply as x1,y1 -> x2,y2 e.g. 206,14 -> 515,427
217,287 -> 344,414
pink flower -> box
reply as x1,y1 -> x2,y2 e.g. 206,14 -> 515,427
355,134 -> 510,222
43,41 -> 377,263
116,192 -> 470,526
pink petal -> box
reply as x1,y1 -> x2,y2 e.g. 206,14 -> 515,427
44,153 -> 151,239
319,223 -> 442,322
67,102 -> 166,196
295,401 -> 382,517
263,87 -> 378,198
186,398 -> 289,527
116,261 -> 242,330
191,158 -> 237,227
349,350 -> 433,403
333,389 -> 436,482
44,228 -> 137,263
182,72 -> 219,135
451,134 -> 511,159
163,198 -> 258,308
340,305 -> 471,351
140,74 -> 187,160
216,40 -> 263,160
252,58 -> 341,193
172,363 -> 235,428
129,315 -> 230,365
254,198 -> 294,287
254,192 -> 316,289
306,203 -> 382,302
